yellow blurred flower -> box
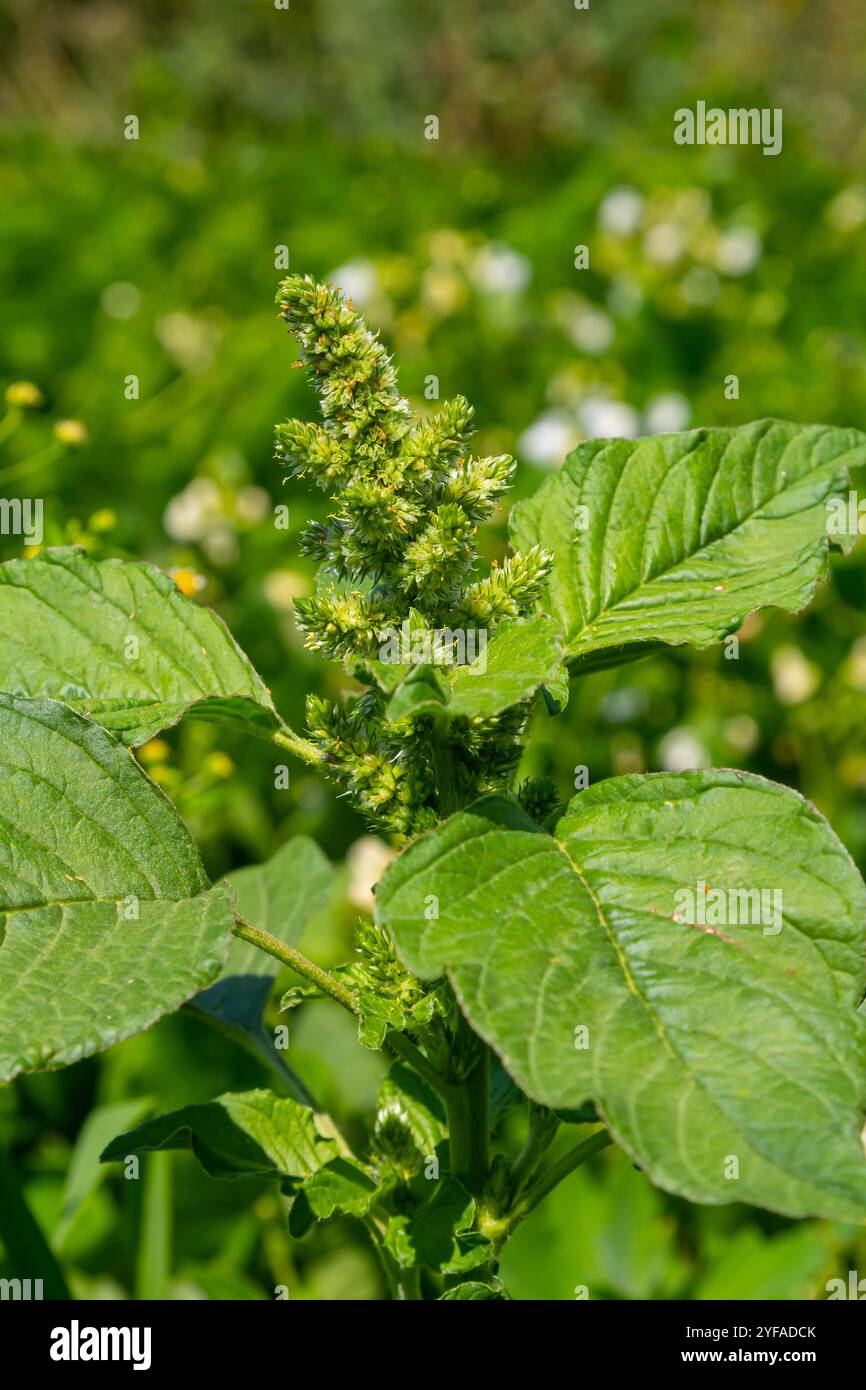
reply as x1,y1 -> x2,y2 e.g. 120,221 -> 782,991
54,419 -> 88,447
139,739 -> 170,765
206,751 -> 235,779
169,567 -> 206,597
6,381 -> 44,409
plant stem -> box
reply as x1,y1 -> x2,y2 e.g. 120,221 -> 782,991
384,1029 -> 448,1095
508,1106 -> 560,1201
431,717 -> 461,817
227,923 -> 359,1159
135,1151 -> 172,1300
231,919 -> 446,1097
231,919 -> 357,1012
0,408 -> 21,446
444,1046 -> 490,1198
509,1129 -> 612,1230
272,724 -> 325,767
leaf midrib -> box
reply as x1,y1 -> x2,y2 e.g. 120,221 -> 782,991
564,426 -> 842,649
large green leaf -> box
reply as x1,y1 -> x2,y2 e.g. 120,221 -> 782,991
376,770 -> 866,1221
385,616 -> 562,722
510,422 -> 866,665
0,694 -> 233,1080
0,547 -> 280,745
101,1090 -> 335,1182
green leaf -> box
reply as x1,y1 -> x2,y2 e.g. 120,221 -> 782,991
385,666 -> 449,721
0,547 -> 280,745
0,694 -> 233,1081
187,976 -> 316,1105
376,770 -> 866,1221
0,1146 -> 71,1300
510,422 -> 866,666
222,836 -> 333,976
376,1064 -> 447,1158
299,1157 -> 378,1221
101,1090 -> 335,1182
385,616 -> 563,722
384,1176 -> 491,1274
439,1280 -> 507,1300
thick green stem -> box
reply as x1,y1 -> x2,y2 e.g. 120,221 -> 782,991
444,1048 -> 490,1198
431,718 -> 461,818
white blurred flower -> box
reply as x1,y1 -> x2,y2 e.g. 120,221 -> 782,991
644,393 -> 691,434
715,227 -> 762,276
202,525 -> 238,566
328,259 -> 377,307
658,728 -> 710,772
164,477 -> 222,543
235,486 -> 270,525
472,242 -> 532,294
771,646 -> 819,705
644,223 -> 685,265
598,187 -> 644,236
517,410 -> 577,468
601,687 -> 648,723
579,396 -> 640,440
347,836 -> 396,912
569,309 -> 614,355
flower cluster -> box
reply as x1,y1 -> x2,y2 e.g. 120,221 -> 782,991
276,274 -> 551,833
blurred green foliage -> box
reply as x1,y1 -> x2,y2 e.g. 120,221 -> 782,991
0,0 -> 865,1299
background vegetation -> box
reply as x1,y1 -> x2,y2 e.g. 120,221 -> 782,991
1,0 -> 865,1299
